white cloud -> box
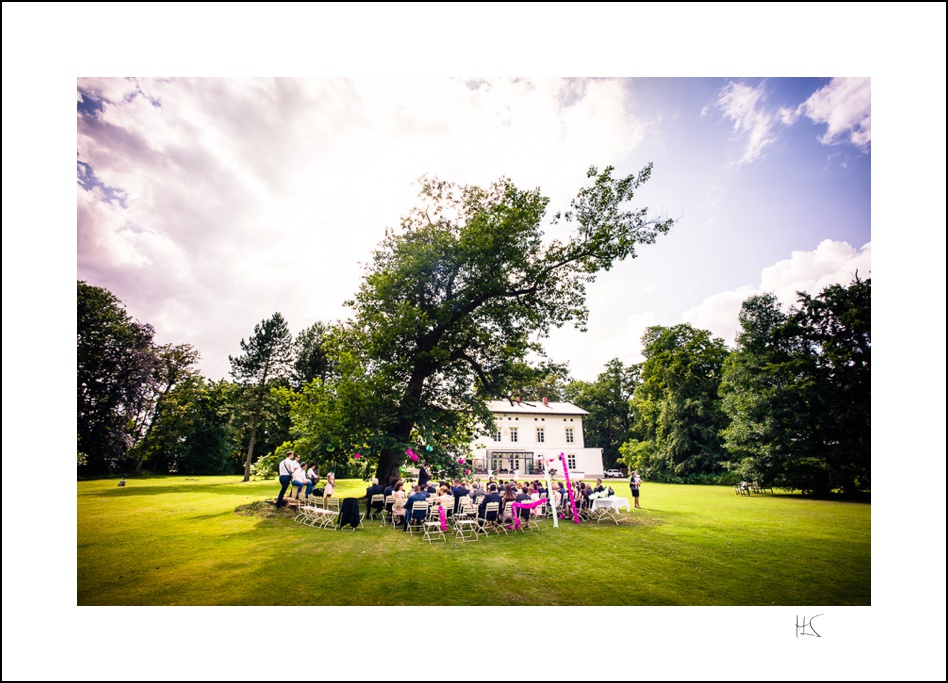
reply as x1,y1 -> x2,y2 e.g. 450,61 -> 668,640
798,77 -> 871,151
683,239 -> 871,346
77,77 -> 653,380
703,81 -> 776,165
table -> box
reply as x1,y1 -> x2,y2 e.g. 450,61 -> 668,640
591,497 -> 631,524
592,497 -> 631,511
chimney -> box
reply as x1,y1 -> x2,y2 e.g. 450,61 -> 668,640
543,396 -> 549,406
516,396 -> 521,405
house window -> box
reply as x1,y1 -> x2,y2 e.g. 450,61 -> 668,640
565,427 -> 574,443
494,429 -> 502,442
567,454 -> 577,470
536,427 -> 545,443
510,428 -> 518,443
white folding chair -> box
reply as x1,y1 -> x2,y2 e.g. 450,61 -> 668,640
407,502 -> 429,535
453,503 -> 481,542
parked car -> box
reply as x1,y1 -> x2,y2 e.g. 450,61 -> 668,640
603,469 -> 624,478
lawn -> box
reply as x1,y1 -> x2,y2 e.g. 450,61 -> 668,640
77,475 -> 870,606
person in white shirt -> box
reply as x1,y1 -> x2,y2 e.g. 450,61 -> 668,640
276,451 -> 297,508
292,462 -> 309,499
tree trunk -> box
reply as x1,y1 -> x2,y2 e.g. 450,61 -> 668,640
242,385 -> 268,482
242,423 -> 258,482
375,418 -> 414,485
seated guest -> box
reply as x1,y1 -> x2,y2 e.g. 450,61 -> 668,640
291,463 -> 308,499
453,480 -> 470,513
365,477 -> 385,519
436,486 -> 454,512
403,485 -> 429,531
470,482 -> 487,503
385,477 -> 397,494
593,479 -> 605,494
477,484 -> 503,521
515,485 -> 533,523
390,480 -> 407,522
501,484 -> 517,520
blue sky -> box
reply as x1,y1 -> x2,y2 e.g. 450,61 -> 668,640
73,75 -> 872,381
3,3 -> 945,680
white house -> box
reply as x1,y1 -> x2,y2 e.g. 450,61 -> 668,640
471,398 -> 604,478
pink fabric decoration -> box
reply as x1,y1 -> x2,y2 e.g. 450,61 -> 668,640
560,453 -> 580,524
510,498 -> 548,530
457,457 -> 465,464
439,505 -> 447,532
354,453 -> 361,459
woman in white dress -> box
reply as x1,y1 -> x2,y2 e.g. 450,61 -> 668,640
324,471 -> 336,500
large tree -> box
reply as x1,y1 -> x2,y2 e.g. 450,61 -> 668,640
338,165 -> 673,484
229,312 -> 294,481
134,377 -> 238,475
129,342 -> 201,472
624,324 -> 730,481
721,277 -> 870,494
77,281 -> 158,472
290,321 -> 334,390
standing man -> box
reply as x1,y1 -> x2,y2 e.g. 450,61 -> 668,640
417,463 -> 431,491
630,470 -> 642,508
276,451 -> 297,508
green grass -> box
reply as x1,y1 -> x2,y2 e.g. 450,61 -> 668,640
77,476 -> 870,605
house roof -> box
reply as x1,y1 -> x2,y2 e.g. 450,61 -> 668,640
485,400 -> 589,416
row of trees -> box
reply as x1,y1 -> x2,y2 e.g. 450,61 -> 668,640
78,165 -> 869,494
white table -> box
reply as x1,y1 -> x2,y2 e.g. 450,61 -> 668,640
591,497 -> 631,524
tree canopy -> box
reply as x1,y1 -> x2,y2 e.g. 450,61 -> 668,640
77,281 -> 157,472
721,277 -> 870,494
229,312 -> 294,481
622,324 -> 730,481
306,164 -> 675,483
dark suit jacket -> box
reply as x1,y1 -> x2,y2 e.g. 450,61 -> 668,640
453,486 -> 470,513
478,492 -> 504,520
418,468 -> 431,489
365,484 -> 385,513
405,491 -> 429,523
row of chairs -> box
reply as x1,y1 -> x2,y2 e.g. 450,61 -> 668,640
372,493 -> 553,543
734,481 -> 774,496
294,497 -> 365,531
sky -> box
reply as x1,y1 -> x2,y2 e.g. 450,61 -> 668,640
75,75 -> 872,381
3,3 -> 946,682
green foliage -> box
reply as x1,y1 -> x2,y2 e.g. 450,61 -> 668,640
136,378 -> 241,475
565,358 -> 637,468
628,324 -> 730,481
249,444 -> 291,480
291,321 -> 334,390
720,278 -> 871,495
229,312 -> 295,480
331,165 -> 673,483
77,280 -> 158,472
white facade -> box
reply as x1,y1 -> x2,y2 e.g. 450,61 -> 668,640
471,399 -> 604,477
